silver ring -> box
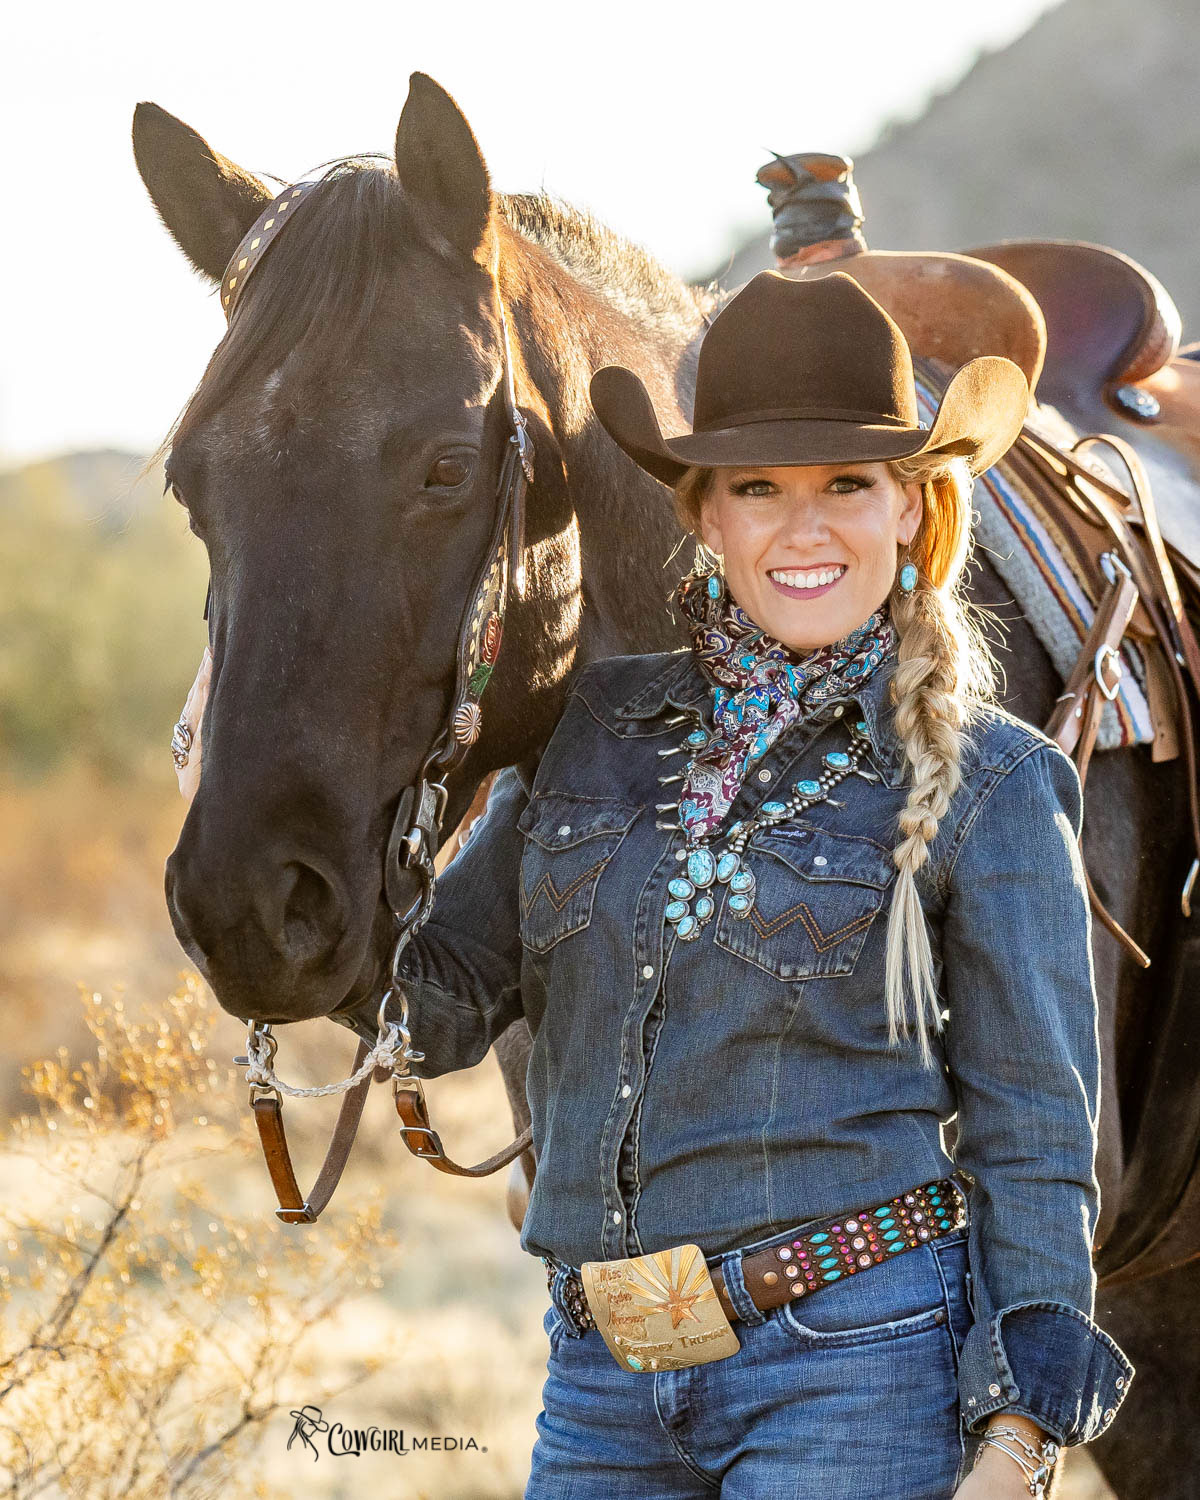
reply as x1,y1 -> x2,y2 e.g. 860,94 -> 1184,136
171,717 -> 193,769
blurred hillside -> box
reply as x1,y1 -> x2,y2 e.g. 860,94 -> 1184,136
716,0 -> 1199,337
0,449 -> 208,780
0,449 -> 208,1091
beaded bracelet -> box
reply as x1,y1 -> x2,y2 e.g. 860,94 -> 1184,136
974,1424 -> 1060,1496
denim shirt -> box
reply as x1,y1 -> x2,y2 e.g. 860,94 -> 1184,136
338,645 -> 1135,1447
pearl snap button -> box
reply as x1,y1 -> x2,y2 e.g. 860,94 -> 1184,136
988,1383 -> 1001,1396
1104,1408 -> 1115,1422
967,1397 -> 977,1407
621,1084 -> 631,1098
612,1210 -> 622,1224
757,769 -> 772,782
642,965 -> 654,978
1115,1376 -> 1125,1389
813,855 -> 828,867
833,705 -> 844,716
557,825 -> 571,836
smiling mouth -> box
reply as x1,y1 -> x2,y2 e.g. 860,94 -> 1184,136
767,564 -> 847,597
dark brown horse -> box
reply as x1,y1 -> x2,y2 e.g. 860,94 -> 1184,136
134,74 -> 1196,1497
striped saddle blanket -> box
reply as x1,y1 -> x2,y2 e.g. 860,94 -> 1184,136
914,376 -> 1153,751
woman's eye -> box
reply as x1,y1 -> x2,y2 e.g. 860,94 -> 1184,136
424,455 -> 473,490
830,474 -> 874,493
731,480 -> 774,497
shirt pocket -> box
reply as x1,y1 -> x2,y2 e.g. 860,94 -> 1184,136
517,791 -> 641,954
713,822 -> 896,981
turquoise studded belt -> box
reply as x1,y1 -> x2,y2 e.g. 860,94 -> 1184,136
547,1174 -> 969,1342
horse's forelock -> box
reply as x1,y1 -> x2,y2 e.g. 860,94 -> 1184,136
174,161 -> 415,445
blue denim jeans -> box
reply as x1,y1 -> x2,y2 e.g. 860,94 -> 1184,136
527,1230 -> 973,1498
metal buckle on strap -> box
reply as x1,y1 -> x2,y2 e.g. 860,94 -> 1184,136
580,1243 -> 740,1372
1094,642 -> 1123,700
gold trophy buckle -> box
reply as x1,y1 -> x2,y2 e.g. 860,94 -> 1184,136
580,1242 -> 741,1372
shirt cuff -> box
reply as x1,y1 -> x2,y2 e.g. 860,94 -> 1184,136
329,946 -> 434,1067
958,1299 -> 1135,1446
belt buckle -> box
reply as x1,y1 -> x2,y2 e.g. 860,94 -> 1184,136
580,1242 -> 741,1372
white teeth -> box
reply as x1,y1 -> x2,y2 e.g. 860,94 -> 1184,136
769,565 -> 845,590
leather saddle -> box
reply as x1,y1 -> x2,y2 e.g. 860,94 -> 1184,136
965,239 -> 1182,409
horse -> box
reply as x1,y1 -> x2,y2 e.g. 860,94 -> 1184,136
133,73 -> 1198,1497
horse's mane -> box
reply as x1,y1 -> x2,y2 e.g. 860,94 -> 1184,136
499,190 -> 715,338
161,158 -> 709,461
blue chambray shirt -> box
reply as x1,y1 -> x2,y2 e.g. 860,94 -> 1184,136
337,645 -> 1135,1448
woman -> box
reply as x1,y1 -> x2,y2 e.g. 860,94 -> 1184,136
178,271 -> 1135,1496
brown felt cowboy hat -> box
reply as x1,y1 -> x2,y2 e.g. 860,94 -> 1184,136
589,270 -> 1031,487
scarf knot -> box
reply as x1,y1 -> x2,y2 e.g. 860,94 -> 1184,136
672,562 -> 897,842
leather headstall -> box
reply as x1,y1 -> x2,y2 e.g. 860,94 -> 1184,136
210,179 -> 536,1221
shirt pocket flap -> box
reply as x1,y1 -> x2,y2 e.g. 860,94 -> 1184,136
517,791 -> 641,850
752,822 -> 895,889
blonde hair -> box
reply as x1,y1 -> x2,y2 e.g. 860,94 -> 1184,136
674,458 -> 998,1070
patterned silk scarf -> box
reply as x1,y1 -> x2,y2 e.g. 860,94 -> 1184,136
672,562 -> 897,842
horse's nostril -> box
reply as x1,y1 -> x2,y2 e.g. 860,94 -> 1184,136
279,860 -> 344,966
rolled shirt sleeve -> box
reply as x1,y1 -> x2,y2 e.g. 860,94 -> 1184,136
334,763 -> 529,1077
941,738 -> 1134,1445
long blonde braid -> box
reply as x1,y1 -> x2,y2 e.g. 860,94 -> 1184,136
882,453 -> 998,1068
673,456 -> 999,1070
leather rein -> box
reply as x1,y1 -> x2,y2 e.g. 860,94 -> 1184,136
212,179 -> 536,1221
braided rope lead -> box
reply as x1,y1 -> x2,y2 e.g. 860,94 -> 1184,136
242,1015 -> 422,1100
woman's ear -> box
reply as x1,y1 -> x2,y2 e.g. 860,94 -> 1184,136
696,491 -> 724,558
898,480 -> 924,548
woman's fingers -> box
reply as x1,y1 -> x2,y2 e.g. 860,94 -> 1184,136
175,645 -> 213,803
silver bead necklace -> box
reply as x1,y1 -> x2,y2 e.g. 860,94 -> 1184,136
653,704 -> 876,940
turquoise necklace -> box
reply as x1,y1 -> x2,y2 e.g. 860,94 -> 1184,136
655,709 -> 873,940
658,565 -> 895,942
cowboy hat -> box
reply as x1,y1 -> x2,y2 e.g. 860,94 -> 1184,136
589,270 -> 1031,487
289,1406 -> 330,1431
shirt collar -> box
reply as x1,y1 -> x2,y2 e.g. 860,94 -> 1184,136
616,645 -> 905,773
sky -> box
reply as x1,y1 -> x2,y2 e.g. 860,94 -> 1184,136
2,0 -> 1058,466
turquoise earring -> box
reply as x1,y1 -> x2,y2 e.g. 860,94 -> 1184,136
899,560 -> 918,593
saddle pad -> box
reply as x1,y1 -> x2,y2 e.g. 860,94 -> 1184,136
914,376 -> 1153,752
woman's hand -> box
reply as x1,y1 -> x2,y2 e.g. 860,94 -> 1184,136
953,1412 -> 1056,1499
174,645 -> 212,804
952,1442 -> 1038,1498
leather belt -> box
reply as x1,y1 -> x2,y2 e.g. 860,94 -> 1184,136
547,1174 -> 969,1333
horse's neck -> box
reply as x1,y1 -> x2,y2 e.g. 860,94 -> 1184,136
503,234 -> 707,660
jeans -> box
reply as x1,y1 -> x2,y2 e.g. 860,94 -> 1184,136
526,1231 -> 973,1499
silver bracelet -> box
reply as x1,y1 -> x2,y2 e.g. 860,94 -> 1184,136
975,1425 -> 1060,1495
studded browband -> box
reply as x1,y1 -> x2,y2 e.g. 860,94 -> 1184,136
213,176 -> 536,1220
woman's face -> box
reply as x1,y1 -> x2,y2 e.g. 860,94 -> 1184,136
697,462 -> 924,652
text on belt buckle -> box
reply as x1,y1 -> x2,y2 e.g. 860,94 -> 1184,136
580,1242 -> 741,1372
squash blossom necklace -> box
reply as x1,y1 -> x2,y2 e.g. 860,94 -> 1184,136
658,560 -> 897,941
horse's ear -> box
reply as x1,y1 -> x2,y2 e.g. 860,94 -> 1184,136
395,73 -> 494,268
132,102 -> 275,283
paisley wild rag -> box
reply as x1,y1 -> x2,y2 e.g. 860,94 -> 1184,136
672,562 -> 897,842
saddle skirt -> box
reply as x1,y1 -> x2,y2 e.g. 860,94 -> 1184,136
914,372 -> 1156,753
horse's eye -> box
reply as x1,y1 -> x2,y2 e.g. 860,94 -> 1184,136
425,455 -> 472,489
167,482 -> 203,538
